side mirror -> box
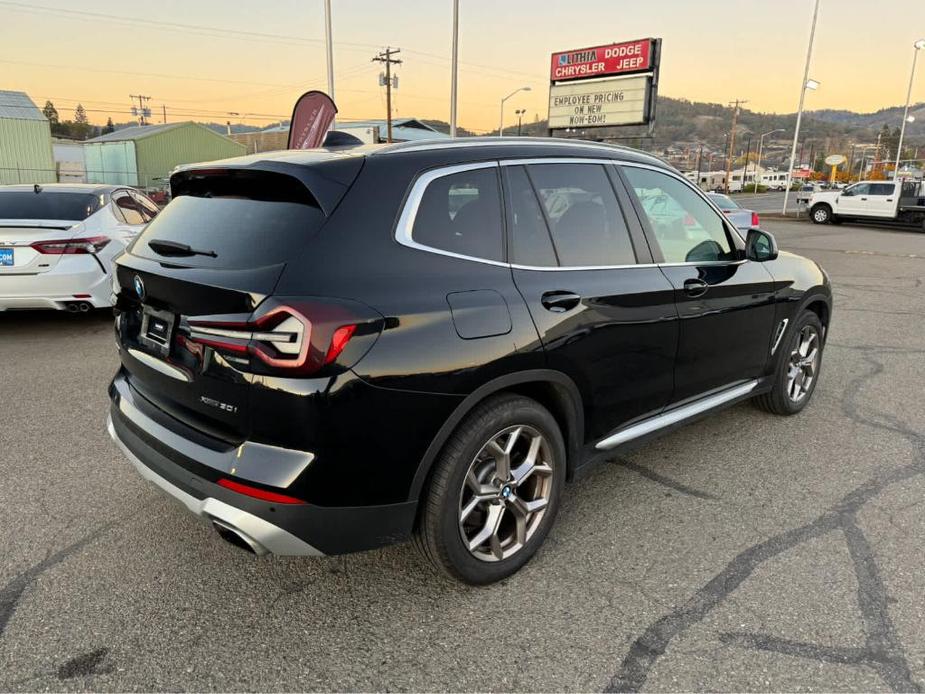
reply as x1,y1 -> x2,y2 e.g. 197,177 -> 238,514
746,228 -> 778,262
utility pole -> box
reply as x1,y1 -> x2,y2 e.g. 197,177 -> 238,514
695,143 -> 704,190
129,94 -> 151,126
372,47 -> 402,143
516,108 -> 526,136
742,134 -> 752,191
162,104 -> 167,124
725,100 -> 747,194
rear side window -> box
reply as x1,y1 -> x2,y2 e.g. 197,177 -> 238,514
504,166 -> 557,267
869,183 -> 895,196
0,191 -> 101,221
113,192 -> 146,225
525,163 -> 636,267
411,167 -> 504,262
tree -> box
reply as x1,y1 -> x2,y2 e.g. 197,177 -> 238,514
42,100 -> 59,124
102,117 -> 115,134
74,104 -> 88,124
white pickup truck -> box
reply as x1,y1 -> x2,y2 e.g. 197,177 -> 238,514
808,180 -> 925,229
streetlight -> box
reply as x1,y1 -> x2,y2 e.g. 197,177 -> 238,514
894,39 -> 925,180
499,86 -> 531,136
783,0 -> 821,215
515,108 -> 526,136
755,128 -> 785,192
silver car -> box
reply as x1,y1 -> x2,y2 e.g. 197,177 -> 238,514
707,193 -> 759,232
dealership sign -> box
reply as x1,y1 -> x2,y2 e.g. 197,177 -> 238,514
548,75 -> 650,128
550,39 -> 654,82
548,37 -> 660,134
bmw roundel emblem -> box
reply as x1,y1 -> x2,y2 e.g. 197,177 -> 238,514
133,275 -> 145,301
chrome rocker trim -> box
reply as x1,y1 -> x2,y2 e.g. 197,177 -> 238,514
107,415 -> 324,557
595,380 -> 759,450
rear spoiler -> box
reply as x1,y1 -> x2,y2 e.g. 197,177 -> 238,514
170,155 -> 364,216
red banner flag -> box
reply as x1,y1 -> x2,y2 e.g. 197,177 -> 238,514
287,91 -> 338,149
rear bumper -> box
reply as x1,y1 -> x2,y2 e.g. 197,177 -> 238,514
108,415 -> 323,556
108,373 -> 417,556
0,256 -> 112,310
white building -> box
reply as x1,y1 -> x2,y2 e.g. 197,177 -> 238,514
52,138 -> 87,183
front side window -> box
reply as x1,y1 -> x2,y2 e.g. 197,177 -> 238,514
623,166 -> 736,264
504,166 -> 557,267
411,167 -> 504,262
525,163 -> 636,267
845,183 -> 870,196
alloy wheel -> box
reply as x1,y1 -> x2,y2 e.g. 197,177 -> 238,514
458,425 -> 554,562
786,325 -> 820,402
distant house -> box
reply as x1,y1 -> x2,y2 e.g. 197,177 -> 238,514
52,137 -> 87,183
229,123 -> 289,154
337,118 -> 449,143
84,121 -> 246,190
0,90 -> 56,185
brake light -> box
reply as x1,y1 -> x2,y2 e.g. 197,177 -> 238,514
31,235 -> 110,255
217,478 -> 306,505
188,305 -> 357,374
751,211 -> 760,227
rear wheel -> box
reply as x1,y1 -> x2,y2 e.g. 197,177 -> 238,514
810,204 -> 832,224
414,394 -> 566,584
754,311 -> 824,415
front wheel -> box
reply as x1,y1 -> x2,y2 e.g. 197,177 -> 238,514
414,394 -> 566,584
810,204 -> 832,224
754,311 -> 824,415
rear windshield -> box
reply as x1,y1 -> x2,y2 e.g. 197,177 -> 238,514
709,195 -> 738,210
131,195 -> 326,269
0,191 -> 102,221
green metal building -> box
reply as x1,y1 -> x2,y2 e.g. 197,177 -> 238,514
84,121 -> 246,191
0,90 -> 56,185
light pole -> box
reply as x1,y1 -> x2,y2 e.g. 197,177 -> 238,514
783,0 -> 821,215
515,108 -> 526,136
449,0 -> 459,137
895,39 -> 925,180
323,0 -> 335,126
499,86 -> 531,136
755,128 -> 784,192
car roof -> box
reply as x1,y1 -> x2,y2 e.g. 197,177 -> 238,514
174,137 -> 670,173
0,183 -> 122,196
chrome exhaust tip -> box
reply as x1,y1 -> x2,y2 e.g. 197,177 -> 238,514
78,302 -> 91,313
65,302 -> 79,313
211,519 -> 268,556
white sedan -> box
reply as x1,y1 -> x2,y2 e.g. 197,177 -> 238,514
0,183 -> 159,312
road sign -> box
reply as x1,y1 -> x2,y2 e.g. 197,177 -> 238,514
548,75 -> 651,129
824,154 -> 847,166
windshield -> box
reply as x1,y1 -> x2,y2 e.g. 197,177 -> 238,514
709,194 -> 739,210
0,191 -> 103,221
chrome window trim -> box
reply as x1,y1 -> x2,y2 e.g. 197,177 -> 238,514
617,160 -> 749,244
511,262 -> 658,272
500,157 -> 617,167
377,138 -> 663,162
394,161 -> 510,268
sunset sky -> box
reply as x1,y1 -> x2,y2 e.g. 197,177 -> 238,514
2,0 -> 925,133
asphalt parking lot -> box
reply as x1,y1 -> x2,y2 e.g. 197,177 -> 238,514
1,219 -> 923,692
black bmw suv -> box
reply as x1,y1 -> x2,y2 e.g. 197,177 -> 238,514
108,137 -> 831,584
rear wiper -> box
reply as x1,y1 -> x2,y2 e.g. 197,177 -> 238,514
148,239 -> 217,258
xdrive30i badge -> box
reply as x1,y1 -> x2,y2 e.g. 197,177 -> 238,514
199,395 -> 238,414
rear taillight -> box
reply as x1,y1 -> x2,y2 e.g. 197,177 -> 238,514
217,478 -> 306,504
751,212 -> 760,227
188,305 -> 357,374
31,235 -> 110,255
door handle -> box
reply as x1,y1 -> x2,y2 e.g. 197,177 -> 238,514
860,197 -> 868,201
886,198 -> 893,202
683,278 -> 709,298
541,291 -> 581,312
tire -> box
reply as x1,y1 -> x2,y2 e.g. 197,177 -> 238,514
754,311 -> 825,415
810,204 -> 832,224
414,394 -> 566,585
